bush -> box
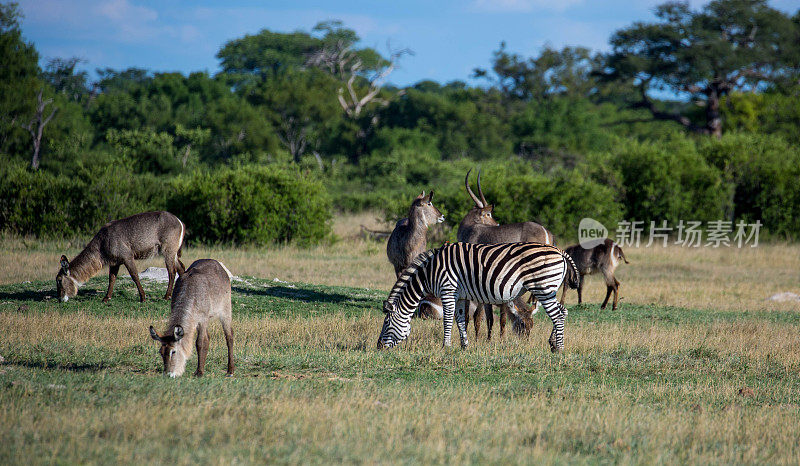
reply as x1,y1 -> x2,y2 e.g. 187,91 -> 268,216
0,162 -> 169,237
587,137 -> 729,225
168,165 -> 331,245
699,133 -> 800,239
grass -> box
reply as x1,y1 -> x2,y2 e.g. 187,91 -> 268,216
2,215 -> 800,464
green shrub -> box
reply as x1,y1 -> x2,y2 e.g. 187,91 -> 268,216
168,165 -> 331,245
699,133 -> 800,239
587,137 -> 729,225
0,162 -> 169,237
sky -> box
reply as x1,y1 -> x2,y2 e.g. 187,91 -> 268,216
15,0 -> 800,87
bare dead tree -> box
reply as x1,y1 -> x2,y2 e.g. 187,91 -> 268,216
22,90 -> 57,170
276,115 -> 311,163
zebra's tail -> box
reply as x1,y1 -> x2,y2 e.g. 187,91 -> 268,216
560,249 -> 581,290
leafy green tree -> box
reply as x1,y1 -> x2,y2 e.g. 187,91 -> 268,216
602,0 -> 800,137
42,57 -> 91,104
0,2 -> 40,157
244,69 -> 341,163
474,43 -> 599,101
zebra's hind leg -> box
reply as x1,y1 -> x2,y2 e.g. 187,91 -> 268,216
456,299 -> 469,349
538,292 -> 566,353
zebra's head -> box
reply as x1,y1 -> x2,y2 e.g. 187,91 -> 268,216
377,299 -> 411,349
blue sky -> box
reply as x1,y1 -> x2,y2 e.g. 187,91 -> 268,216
15,0 -> 799,87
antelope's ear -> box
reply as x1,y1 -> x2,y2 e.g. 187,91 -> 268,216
60,255 -> 70,273
149,326 -> 161,342
382,300 -> 393,314
428,190 -> 435,202
173,326 -> 184,341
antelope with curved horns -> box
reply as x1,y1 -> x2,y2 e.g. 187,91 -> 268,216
457,169 -> 556,339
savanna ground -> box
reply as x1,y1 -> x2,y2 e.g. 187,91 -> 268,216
1,213 -> 800,464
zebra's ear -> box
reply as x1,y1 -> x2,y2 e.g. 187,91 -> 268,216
383,300 -> 394,314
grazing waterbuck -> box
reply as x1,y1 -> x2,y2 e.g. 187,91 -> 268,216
457,169 -> 555,339
56,211 -> 186,303
386,191 -> 445,318
149,259 -> 234,378
561,238 -> 629,310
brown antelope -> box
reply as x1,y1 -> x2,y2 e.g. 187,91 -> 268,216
56,211 -> 186,303
149,259 -> 234,378
386,191 -> 445,318
457,169 -> 556,339
561,238 -> 629,310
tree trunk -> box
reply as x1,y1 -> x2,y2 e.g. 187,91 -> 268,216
23,90 -> 57,170
30,139 -> 41,170
705,84 -> 722,139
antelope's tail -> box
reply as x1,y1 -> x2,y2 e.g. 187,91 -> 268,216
560,249 -> 580,290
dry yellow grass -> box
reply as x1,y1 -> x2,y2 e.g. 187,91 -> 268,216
2,306 -> 799,464
3,212 -> 799,312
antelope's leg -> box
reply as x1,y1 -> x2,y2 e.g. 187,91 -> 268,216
122,257 -> 146,302
612,278 -> 620,310
456,299 -> 469,349
538,292 -> 566,353
221,312 -> 234,376
441,294 -> 456,347
163,254 -> 176,300
472,302 -> 481,340
601,286 -> 613,310
103,264 -> 121,303
485,304 -> 494,341
577,282 -> 583,304
499,303 -> 507,339
195,325 -> 209,377
559,284 -> 568,306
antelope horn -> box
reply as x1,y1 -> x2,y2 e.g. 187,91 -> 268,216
476,169 -> 488,207
465,169 -> 483,208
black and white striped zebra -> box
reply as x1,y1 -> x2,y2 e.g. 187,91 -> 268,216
377,242 -> 580,352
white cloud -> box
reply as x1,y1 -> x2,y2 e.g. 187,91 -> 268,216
98,0 -> 157,23
469,0 -> 585,13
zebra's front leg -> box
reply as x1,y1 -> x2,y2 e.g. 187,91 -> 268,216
441,294 -> 456,348
538,292 -> 566,353
456,299 -> 469,349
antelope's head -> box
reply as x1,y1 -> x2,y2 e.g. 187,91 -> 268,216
56,255 -> 77,302
149,325 -> 187,377
464,169 -> 499,226
410,190 -> 445,227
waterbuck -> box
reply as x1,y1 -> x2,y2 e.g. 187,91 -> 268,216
457,169 -> 555,339
386,191 -> 445,318
560,238 -> 629,310
56,211 -> 186,303
149,259 -> 234,378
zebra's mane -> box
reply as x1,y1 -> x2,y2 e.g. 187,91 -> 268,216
385,248 -> 438,308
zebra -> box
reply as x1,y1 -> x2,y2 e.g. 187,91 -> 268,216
377,242 -> 580,352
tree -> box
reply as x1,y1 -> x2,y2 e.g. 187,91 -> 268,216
42,57 -> 91,104
22,90 -> 56,170
602,0 -> 800,137
0,2 -> 40,155
473,43 -> 599,101
305,21 -> 410,160
245,70 -> 340,163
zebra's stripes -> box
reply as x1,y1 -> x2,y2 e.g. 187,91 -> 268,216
378,242 -> 580,352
